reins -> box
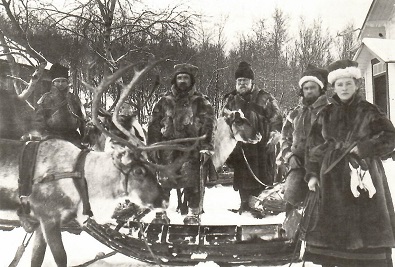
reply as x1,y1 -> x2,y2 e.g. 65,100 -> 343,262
240,147 -> 279,188
8,232 -> 34,267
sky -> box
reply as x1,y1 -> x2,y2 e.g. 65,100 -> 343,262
48,0 -> 374,51
144,0 -> 374,50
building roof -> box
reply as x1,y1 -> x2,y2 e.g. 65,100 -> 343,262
358,0 -> 395,39
353,38 -> 395,72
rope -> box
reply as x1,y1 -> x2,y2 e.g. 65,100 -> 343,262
8,232 -> 34,267
241,147 -> 280,188
71,251 -> 117,267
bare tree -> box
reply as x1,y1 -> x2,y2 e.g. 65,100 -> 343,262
335,22 -> 358,60
285,17 -> 332,108
290,18 -> 332,68
0,0 -> 198,119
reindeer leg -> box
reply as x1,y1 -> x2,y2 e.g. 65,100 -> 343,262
40,220 -> 67,267
31,227 -> 47,267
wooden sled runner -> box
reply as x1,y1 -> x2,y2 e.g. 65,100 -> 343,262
0,182 -> 296,266
83,218 -> 298,266
1,208 -> 298,266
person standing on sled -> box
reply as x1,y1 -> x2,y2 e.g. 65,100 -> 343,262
147,63 -> 215,225
31,63 -> 85,148
278,65 -> 329,216
303,59 -> 395,267
224,61 -> 283,214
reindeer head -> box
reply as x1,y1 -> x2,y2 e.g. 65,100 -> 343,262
223,109 -> 262,144
107,142 -> 168,209
82,120 -> 102,148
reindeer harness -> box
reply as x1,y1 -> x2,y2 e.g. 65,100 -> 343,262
18,141 -> 93,216
110,151 -> 135,196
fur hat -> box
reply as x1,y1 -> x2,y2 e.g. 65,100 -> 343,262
235,61 -> 254,80
173,63 -> 198,78
49,63 -> 69,81
327,59 -> 361,84
299,64 -> 328,89
171,63 -> 198,85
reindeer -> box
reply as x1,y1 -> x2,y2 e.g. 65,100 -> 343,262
0,60 -> 205,267
211,108 -> 262,170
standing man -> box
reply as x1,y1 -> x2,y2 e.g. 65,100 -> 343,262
224,61 -> 283,214
147,63 -> 215,225
33,63 -> 85,147
278,64 -> 329,215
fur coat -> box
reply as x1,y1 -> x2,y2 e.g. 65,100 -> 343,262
34,87 -> 84,144
147,85 -> 215,188
279,95 -> 329,205
224,87 -> 283,190
304,93 -> 395,250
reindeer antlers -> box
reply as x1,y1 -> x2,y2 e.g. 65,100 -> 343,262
83,61 -> 144,150
17,62 -> 46,101
112,60 -> 164,144
83,58 -> 206,153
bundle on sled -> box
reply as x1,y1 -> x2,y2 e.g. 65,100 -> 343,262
249,183 -> 286,216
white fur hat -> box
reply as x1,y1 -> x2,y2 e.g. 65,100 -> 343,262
299,64 -> 328,89
327,59 -> 361,84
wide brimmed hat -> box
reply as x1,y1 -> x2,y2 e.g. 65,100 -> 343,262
49,63 -> 69,81
299,64 -> 328,89
235,61 -> 254,80
327,59 -> 361,84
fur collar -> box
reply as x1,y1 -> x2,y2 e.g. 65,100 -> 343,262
331,93 -> 362,106
171,84 -> 196,98
301,94 -> 329,109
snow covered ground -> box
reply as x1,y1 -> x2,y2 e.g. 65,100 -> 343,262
1,160 -> 395,267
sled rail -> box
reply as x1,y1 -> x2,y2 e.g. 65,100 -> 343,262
83,218 -> 299,266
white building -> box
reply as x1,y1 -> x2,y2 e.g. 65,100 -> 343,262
353,0 -> 395,122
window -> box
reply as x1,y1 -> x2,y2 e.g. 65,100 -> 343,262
371,58 -> 389,116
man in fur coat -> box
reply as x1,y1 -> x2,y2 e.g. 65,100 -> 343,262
147,63 -> 215,225
224,61 -> 283,214
278,65 -> 329,215
33,63 -> 85,147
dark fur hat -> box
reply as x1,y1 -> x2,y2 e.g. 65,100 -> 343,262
235,61 -> 254,80
50,63 -> 69,80
171,63 -> 198,85
299,64 -> 328,90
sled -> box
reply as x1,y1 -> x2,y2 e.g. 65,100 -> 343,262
0,183 -> 296,266
1,212 -> 298,266
82,218 -> 299,266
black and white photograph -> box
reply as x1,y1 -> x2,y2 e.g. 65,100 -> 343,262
1,0 -> 394,266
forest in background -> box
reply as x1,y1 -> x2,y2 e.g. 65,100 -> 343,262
0,0 -> 359,122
